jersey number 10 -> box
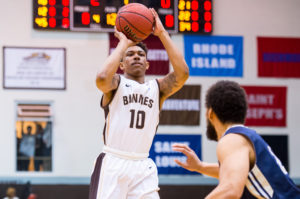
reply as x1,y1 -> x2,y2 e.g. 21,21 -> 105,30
129,109 -> 145,129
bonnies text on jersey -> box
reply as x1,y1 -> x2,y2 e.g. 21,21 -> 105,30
123,94 -> 154,108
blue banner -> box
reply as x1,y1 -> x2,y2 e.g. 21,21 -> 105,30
184,35 -> 243,77
149,134 -> 201,175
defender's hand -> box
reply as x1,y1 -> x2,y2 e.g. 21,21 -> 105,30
172,143 -> 203,172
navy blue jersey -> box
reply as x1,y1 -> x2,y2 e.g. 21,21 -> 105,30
224,125 -> 300,199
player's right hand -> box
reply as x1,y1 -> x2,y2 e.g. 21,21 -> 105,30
114,27 -> 137,47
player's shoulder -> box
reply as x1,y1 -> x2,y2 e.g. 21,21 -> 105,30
218,132 -> 251,152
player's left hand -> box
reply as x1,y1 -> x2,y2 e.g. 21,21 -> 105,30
172,143 -> 202,172
150,8 -> 166,37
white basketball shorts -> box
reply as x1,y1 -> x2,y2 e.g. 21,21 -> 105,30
89,153 -> 160,199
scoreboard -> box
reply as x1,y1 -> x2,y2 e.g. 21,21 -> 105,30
33,0 -> 212,34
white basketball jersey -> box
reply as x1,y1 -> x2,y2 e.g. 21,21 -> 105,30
102,76 -> 160,155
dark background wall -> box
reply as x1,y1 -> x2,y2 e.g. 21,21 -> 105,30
1,184 -> 215,199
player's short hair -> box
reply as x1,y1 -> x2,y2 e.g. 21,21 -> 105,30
136,42 -> 148,56
205,80 -> 248,124
120,42 -> 148,62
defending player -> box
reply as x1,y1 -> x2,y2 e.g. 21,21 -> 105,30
89,9 -> 189,199
173,81 -> 300,199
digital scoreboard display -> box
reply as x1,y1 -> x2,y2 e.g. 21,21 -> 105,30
33,0 -> 212,34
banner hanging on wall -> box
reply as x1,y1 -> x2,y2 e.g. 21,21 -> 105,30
160,85 -> 201,126
184,35 -> 243,77
149,134 -> 201,175
3,47 -> 66,90
242,86 -> 287,127
109,33 -> 169,75
258,37 -> 300,78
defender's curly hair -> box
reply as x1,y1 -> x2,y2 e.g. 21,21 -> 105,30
205,80 -> 248,124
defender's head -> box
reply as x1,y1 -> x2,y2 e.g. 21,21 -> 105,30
205,80 -> 248,141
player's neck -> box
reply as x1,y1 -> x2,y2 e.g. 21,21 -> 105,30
124,74 -> 145,84
217,123 -> 243,140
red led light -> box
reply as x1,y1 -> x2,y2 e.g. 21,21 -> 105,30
204,22 -> 212,32
192,22 -> 199,32
204,11 -> 212,21
48,0 -> 56,6
191,1 -> 199,10
161,0 -> 171,9
62,0 -> 69,6
81,12 -> 90,25
62,18 -> 69,28
62,7 -> 69,17
49,18 -> 56,28
91,0 -> 100,6
165,14 -> 174,27
49,7 -> 56,17
204,1 -> 212,11
191,11 -> 199,21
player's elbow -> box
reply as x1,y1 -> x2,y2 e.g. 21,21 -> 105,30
183,65 -> 189,80
180,63 -> 189,82
214,183 -> 243,199
96,72 -> 109,92
223,185 -> 244,199
225,190 -> 242,199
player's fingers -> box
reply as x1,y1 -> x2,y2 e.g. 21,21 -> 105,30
114,28 -> 121,38
114,32 -> 119,39
172,143 -> 193,152
149,8 -> 157,18
172,146 -> 191,157
174,159 -> 188,170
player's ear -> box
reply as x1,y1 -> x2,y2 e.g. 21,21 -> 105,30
145,61 -> 150,70
207,108 -> 214,120
119,61 -> 125,71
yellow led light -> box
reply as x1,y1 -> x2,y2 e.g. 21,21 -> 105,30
179,22 -> 191,32
179,11 -> 191,21
35,17 -> 48,28
178,0 -> 185,10
38,0 -> 48,6
186,1 -> 191,9
106,13 -> 117,26
178,11 -> 185,21
184,11 -> 191,21
124,0 -> 129,5
38,6 -> 48,17
93,14 -> 100,23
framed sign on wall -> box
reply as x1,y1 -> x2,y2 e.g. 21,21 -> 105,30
3,46 -> 66,90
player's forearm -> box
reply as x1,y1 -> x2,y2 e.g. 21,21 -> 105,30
97,41 -> 127,79
96,41 -> 127,91
197,162 -> 219,179
158,30 -> 189,81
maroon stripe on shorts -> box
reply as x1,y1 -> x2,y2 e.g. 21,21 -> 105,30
89,153 -> 106,199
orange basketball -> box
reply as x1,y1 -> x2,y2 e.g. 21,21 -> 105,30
116,3 -> 154,42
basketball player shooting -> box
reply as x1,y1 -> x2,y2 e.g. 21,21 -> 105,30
89,8 -> 189,199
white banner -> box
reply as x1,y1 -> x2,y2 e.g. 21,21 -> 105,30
3,47 -> 66,89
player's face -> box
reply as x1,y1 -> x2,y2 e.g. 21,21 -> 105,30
120,46 -> 149,77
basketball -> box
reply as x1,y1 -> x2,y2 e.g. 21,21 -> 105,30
116,3 -> 154,42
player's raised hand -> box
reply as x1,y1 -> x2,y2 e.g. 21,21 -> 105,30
150,8 -> 166,37
114,27 -> 136,47
172,143 -> 203,172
